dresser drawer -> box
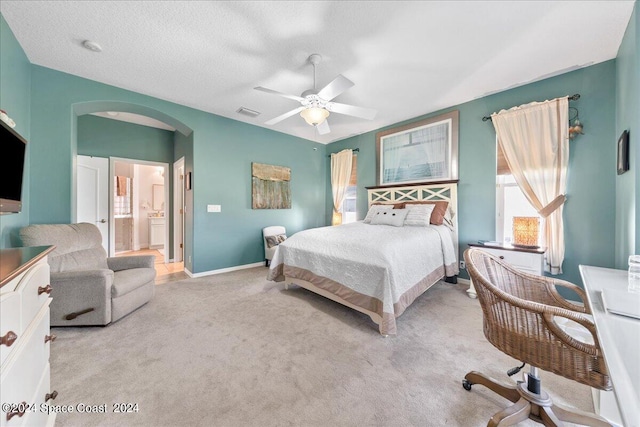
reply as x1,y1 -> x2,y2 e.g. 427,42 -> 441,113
1,259 -> 50,368
1,304 -> 51,427
16,262 -> 51,332
481,247 -> 543,275
22,363 -> 54,427
0,293 -> 21,366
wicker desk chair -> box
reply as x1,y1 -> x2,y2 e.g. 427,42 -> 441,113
463,248 -> 612,427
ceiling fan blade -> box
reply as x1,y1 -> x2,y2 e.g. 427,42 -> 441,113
264,106 -> 305,125
254,86 -> 304,102
317,75 -> 354,101
316,120 -> 330,135
328,102 -> 377,120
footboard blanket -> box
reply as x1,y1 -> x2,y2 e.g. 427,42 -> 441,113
267,222 -> 458,334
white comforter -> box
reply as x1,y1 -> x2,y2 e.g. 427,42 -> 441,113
267,221 -> 458,333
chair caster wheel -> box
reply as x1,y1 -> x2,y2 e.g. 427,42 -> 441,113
462,379 -> 472,391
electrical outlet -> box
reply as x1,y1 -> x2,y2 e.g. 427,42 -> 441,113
459,260 -> 466,269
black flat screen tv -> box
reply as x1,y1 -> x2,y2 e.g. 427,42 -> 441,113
0,119 -> 27,214
617,130 -> 630,175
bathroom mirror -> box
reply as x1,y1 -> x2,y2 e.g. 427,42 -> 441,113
152,184 -> 164,211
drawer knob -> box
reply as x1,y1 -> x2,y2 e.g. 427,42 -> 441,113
6,402 -> 27,421
45,390 -> 58,402
45,334 -> 57,344
0,331 -> 17,347
38,284 -> 53,295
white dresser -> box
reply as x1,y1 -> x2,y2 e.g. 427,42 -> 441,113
1,246 -> 57,427
466,243 -> 545,298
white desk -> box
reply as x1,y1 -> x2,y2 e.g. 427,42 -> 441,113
579,265 -> 640,427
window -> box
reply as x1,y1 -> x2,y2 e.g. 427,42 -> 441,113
340,155 -> 357,224
496,141 -> 541,245
114,176 -> 131,216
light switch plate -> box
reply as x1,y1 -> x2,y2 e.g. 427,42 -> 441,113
207,204 -> 221,213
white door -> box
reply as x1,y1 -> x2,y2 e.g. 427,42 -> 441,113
173,158 -> 185,262
77,155 -> 109,252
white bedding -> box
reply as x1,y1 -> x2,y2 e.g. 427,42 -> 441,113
267,221 -> 459,334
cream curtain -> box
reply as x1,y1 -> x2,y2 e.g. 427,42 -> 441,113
330,149 -> 353,226
491,97 -> 569,274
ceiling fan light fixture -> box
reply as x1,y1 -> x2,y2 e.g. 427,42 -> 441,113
300,107 -> 329,126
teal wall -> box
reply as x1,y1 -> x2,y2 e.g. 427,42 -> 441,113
78,115 -> 174,162
328,61 -> 618,288
189,113 -> 327,272
616,1 -> 640,268
0,15 -> 31,248
27,65 -> 326,274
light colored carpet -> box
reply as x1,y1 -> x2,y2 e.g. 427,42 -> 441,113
50,267 -> 594,426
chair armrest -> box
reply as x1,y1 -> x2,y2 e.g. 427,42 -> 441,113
107,255 -> 155,271
51,269 -> 114,285
545,277 -> 590,314
50,270 -> 113,324
542,311 -> 601,357
489,282 -> 603,357
483,255 -> 588,313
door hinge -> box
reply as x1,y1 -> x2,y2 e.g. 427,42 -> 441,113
179,243 -> 183,249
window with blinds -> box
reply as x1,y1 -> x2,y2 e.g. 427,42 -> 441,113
496,141 -> 511,175
495,139 -> 540,244
341,155 -> 358,223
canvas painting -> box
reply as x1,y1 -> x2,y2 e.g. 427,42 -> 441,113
252,163 -> 291,209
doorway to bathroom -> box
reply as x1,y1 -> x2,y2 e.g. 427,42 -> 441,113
110,157 -> 184,280
112,158 -> 167,256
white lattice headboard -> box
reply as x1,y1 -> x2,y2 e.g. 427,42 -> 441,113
367,182 -> 459,263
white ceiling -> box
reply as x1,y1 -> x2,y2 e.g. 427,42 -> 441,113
1,1 -> 635,144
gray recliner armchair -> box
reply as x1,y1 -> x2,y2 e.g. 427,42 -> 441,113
20,223 -> 156,326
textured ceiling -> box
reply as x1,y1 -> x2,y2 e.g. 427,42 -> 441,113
1,1 -> 635,144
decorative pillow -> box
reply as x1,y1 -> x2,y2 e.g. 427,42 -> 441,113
404,204 -> 436,227
372,202 -> 406,209
443,207 -> 456,231
404,201 -> 449,225
363,204 -> 393,223
265,233 -> 287,248
370,208 -> 408,227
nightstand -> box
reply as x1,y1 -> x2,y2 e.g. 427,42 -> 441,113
466,243 -> 546,298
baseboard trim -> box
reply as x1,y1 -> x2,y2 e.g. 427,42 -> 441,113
185,262 -> 265,278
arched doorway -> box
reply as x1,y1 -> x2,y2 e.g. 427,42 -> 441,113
72,101 -> 193,283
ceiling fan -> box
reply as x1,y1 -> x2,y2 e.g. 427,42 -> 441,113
255,54 -> 377,135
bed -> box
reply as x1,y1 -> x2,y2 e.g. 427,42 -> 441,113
267,183 -> 459,335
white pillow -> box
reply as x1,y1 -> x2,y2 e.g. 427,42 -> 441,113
404,204 -> 435,227
363,204 -> 394,223
443,207 -> 455,231
370,208 -> 408,227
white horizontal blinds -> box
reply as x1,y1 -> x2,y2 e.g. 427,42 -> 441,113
349,155 -> 357,186
496,139 -> 511,175
114,176 -> 131,215
383,122 -> 449,183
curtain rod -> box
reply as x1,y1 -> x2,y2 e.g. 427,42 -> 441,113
327,148 -> 359,157
482,94 -> 581,122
